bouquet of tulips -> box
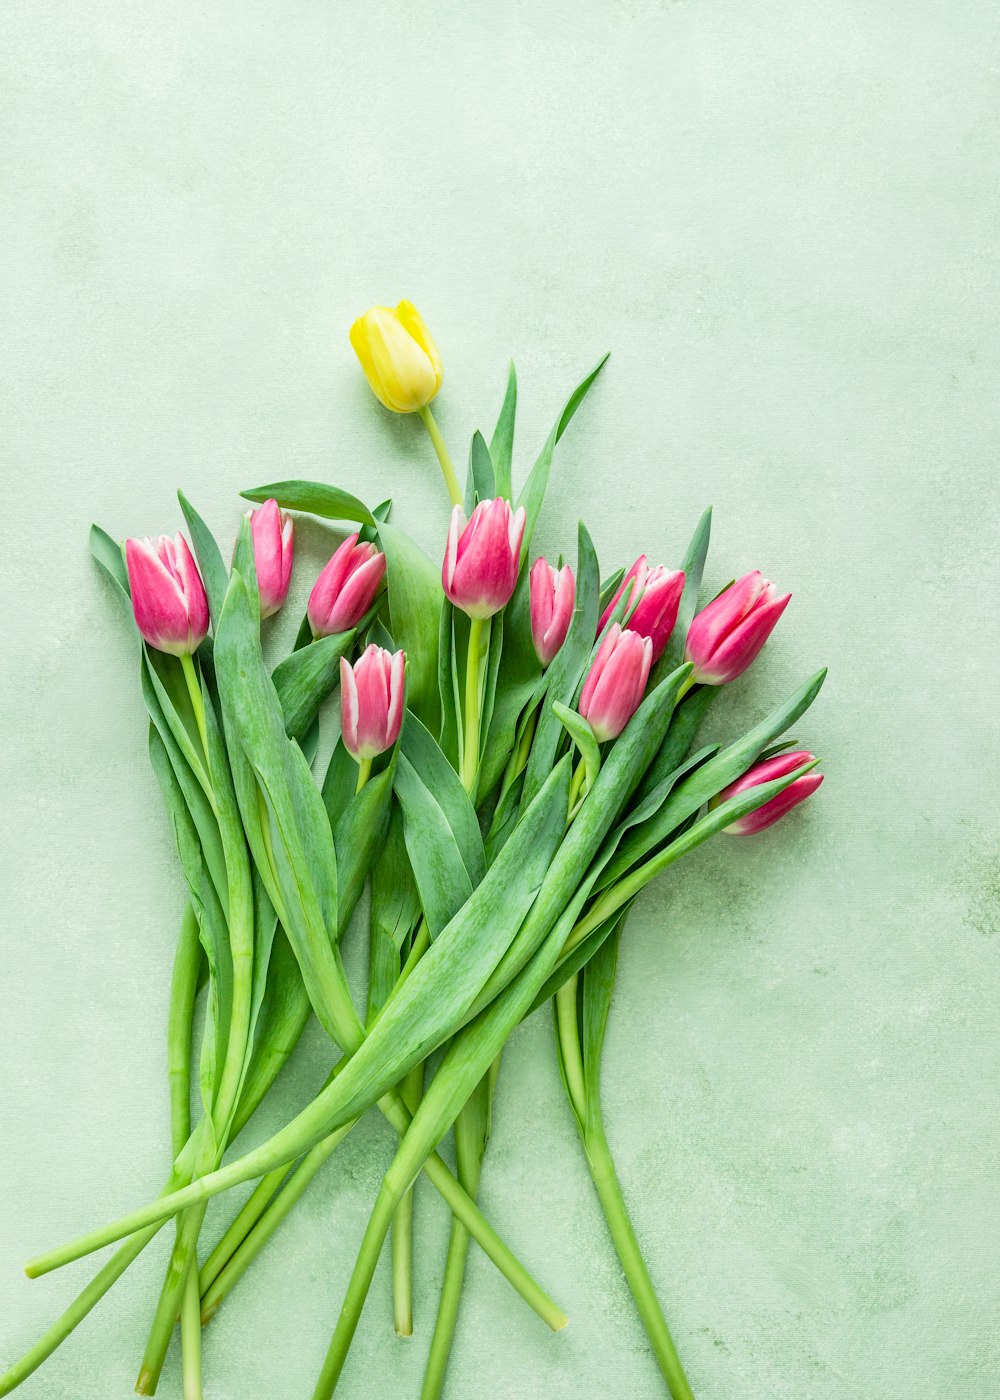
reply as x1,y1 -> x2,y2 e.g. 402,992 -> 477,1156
4,302 -> 826,1400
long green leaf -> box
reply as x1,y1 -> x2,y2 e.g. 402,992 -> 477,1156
240,480 -> 375,527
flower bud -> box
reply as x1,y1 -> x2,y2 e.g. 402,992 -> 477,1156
578,624 -> 653,743
247,499 -> 294,619
684,571 -> 791,685
339,645 -> 405,761
307,534 -> 386,638
349,301 -> 443,413
442,498 -> 526,620
529,559 -> 575,667
599,555 -> 685,664
717,750 -> 823,835
125,533 -> 210,657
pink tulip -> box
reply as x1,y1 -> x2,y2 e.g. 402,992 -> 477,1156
248,499 -> 294,618
717,749 -> 823,835
598,556 -> 685,664
308,534 -> 386,638
339,645 -> 405,761
578,624 -> 653,743
530,559 -> 575,667
684,571 -> 791,685
442,498 -> 527,620
125,533 -> 210,657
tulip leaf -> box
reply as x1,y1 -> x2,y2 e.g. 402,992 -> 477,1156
395,754 -> 475,938
552,702 -> 601,790
654,505 -> 712,685
526,906 -> 631,1017
367,809 -> 420,1021
89,524 -> 131,603
581,921 -> 622,1090
178,492 -> 230,629
400,711 -> 485,885
333,765 -> 394,931
271,630 -> 357,743
376,520 -> 442,734
489,361 -> 517,501
632,683 -> 716,805
515,354 -> 609,559
240,480 -> 375,527
478,565 -> 541,801
464,430 -> 495,512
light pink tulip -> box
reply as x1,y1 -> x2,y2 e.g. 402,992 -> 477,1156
529,558 -> 575,667
308,534 -> 386,638
442,498 -> 527,620
339,645 -> 405,761
248,499 -> 294,618
598,555 -> 685,665
684,571 -> 791,685
717,749 -> 823,835
125,533 -> 210,657
578,624 -> 653,743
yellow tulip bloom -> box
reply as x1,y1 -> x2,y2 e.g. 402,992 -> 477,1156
349,301 -> 443,413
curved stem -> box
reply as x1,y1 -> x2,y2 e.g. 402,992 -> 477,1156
179,653 -> 210,766
197,1166 -> 290,1299
417,404 -> 463,508
554,977 -> 586,1120
462,617 -> 485,793
420,1217 -> 470,1400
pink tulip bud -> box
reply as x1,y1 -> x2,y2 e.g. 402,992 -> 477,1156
717,750 -> 823,835
598,556 -> 685,665
308,534 -> 386,638
529,558 -> 575,667
339,645 -> 405,761
247,499 -> 294,619
684,571 -> 791,685
578,624 -> 653,743
442,498 -> 527,620
125,533 -> 210,657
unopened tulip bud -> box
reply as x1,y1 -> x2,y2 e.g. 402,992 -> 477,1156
598,556 -> 685,664
717,750 -> 823,835
339,645 -> 405,761
578,624 -> 653,743
125,533 -> 210,657
308,534 -> 386,638
247,499 -> 294,618
685,571 -> 791,685
530,559 -> 575,667
349,301 -> 443,413
442,498 -> 526,620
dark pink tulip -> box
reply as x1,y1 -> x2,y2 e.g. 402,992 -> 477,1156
308,533 -> 386,638
717,749 -> 823,835
529,558 -> 575,667
684,571 -> 791,685
442,498 -> 527,620
339,645 -> 405,761
125,533 -> 210,657
598,556 -> 686,665
248,499 -> 294,618
578,623 -> 653,743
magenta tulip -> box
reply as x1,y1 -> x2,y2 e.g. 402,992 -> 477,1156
339,645 -> 405,761
717,749 -> 823,835
529,559 -> 575,667
598,556 -> 685,664
578,624 -> 653,743
684,571 -> 791,685
125,534 -> 210,657
248,499 -> 294,618
442,498 -> 527,620
308,534 -> 386,638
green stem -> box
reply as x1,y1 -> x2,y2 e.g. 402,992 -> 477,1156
566,757 -> 588,821
420,1218 -> 471,1400
391,1061 -> 424,1337
200,1124 -> 356,1323
396,919 -> 430,988
136,1201 -> 208,1394
179,652 -> 210,766
354,756 -> 372,795
554,977 -> 586,1119
179,1262 -> 202,1400
417,404 -> 463,507
197,1166 -> 290,1299
461,616 -> 486,794
584,1121 -> 695,1400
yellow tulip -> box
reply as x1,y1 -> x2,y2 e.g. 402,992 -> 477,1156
349,301 -> 443,414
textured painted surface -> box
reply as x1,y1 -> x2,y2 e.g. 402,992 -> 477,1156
2,2 -> 998,1396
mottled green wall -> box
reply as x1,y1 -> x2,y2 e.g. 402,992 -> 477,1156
2,1 -> 997,1396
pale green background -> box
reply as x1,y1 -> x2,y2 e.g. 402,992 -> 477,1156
2,2 -> 998,1397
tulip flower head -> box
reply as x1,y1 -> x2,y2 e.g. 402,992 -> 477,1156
717,749 -> 823,835
125,533 -> 210,657
684,571 -> 791,686
349,301 -> 443,414
308,534 -> 386,638
599,555 -> 685,665
578,624 -> 653,743
442,498 -> 527,620
339,645 -> 405,762
248,499 -> 294,619
529,558 -> 576,667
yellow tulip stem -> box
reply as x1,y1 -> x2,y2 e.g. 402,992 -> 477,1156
418,404 -> 464,508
